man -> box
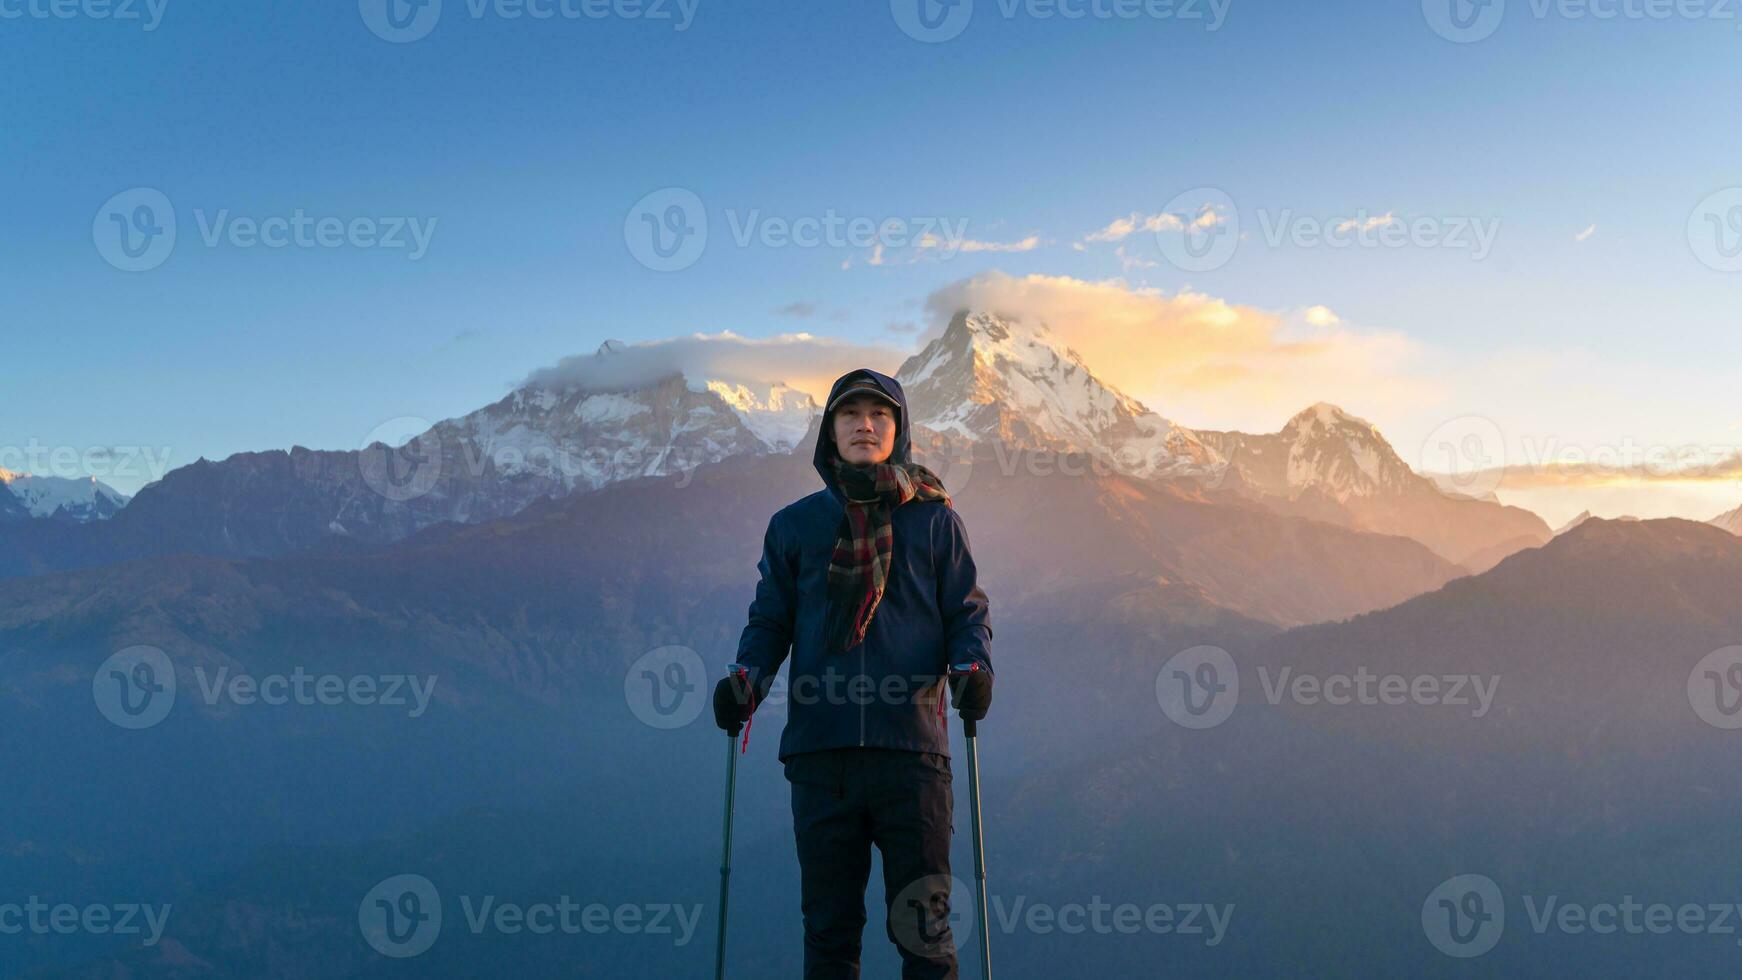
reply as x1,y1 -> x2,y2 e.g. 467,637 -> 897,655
714,367 -> 994,979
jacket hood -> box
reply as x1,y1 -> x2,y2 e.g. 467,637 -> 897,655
814,367 -> 911,503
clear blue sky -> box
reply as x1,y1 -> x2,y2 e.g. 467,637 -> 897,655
6,0 -> 1741,514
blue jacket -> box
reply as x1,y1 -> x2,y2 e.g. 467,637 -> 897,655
734,368 -> 993,761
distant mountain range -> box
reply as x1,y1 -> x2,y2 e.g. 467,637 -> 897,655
0,310 -> 1560,582
9,313 -> 1742,977
22,516 -> 1742,978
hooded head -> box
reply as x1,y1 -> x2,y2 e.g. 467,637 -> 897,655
814,368 -> 911,503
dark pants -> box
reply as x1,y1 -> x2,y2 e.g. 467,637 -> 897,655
785,747 -> 958,979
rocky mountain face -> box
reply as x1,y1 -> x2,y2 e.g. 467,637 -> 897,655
893,311 -> 1551,573
1,313 -> 1550,587
1709,502 -> 1742,534
1198,403 -> 1551,570
0,342 -> 820,578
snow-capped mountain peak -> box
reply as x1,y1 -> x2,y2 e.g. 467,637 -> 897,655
1195,402 -> 1421,502
0,469 -> 130,522
694,379 -> 818,452
896,310 -> 1223,478
1277,402 -> 1418,499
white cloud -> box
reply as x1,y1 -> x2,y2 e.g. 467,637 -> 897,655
1075,211 -> 1186,248
1333,212 -> 1397,234
915,233 -> 1043,255
1575,223 -> 1597,242
1114,244 -> 1158,271
522,331 -> 907,401
921,271 -> 1437,431
1303,305 -> 1341,327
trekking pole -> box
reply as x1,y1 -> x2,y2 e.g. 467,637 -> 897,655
950,662 -> 993,980
715,663 -> 751,980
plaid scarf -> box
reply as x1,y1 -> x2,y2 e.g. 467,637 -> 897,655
823,456 -> 952,653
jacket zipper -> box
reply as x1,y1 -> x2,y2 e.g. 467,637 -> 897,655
859,644 -> 866,747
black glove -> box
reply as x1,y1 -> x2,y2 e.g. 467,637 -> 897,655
713,667 -> 767,736
947,663 -> 993,723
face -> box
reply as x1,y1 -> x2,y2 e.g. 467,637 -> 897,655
832,393 -> 898,466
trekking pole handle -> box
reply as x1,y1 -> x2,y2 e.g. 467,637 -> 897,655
948,662 -> 983,738
724,663 -> 754,744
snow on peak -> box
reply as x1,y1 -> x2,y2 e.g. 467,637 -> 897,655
701,379 -> 820,452
0,472 -> 130,521
1288,402 -> 1371,432
895,310 -> 1224,479
1274,402 -> 1413,499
